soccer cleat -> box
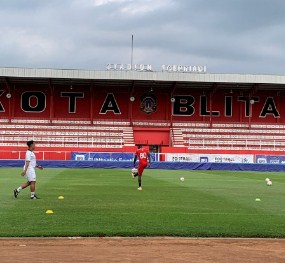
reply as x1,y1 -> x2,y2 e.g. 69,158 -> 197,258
137,187 -> 142,191
13,189 -> 19,198
30,195 -> 40,200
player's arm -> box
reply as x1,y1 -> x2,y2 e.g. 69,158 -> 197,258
133,155 -> 137,167
147,152 -> 151,167
21,161 -> 30,176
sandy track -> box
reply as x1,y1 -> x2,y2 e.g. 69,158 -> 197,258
0,237 -> 285,263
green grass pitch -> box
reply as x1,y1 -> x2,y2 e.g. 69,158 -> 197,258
1,167 -> 285,237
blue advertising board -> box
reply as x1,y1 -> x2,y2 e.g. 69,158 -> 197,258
71,152 -> 158,162
256,155 -> 285,164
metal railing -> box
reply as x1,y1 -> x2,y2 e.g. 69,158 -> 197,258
188,138 -> 285,150
0,135 -> 124,148
0,150 -> 70,160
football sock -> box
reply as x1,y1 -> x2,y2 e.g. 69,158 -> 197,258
138,175 -> 142,187
17,187 -> 22,192
31,192 -> 35,198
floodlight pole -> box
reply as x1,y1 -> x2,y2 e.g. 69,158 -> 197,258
131,34 -> 134,70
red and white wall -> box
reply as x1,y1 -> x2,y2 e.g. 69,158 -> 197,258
0,85 -> 283,123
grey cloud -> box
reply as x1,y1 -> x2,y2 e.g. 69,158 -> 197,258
0,0 -> 285,74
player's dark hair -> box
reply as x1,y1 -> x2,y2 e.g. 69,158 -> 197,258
138,145 -> 142,149
27,140 -> 34,147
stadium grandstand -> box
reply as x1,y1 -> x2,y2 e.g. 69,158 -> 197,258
1,67 -> 285,162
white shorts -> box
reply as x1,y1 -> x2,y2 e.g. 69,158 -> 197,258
25,168 -> 36,182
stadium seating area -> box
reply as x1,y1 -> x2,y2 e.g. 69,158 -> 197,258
1,118 -> 285,151
0,119 -> 135,148
172,122 -> 285,151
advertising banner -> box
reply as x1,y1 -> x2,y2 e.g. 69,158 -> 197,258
71,152 -> 158,162
256,155 -> 285,164
71,152 -> 133,161
166,154 -> 254,163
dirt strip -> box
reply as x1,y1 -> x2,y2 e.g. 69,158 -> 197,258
0,237 -> 285,263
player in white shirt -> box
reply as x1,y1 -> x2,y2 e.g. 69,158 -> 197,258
14,140 -> 43,199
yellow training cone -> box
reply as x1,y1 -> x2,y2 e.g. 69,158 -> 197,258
46,210 -> 54,214
58,196 -> 64,200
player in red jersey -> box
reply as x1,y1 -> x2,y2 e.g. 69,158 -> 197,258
133,145 -> 151,191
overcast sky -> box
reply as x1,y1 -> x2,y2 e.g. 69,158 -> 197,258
0,0 -> 285,74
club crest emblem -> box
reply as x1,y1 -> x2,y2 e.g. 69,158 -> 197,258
140,93 -> 157,114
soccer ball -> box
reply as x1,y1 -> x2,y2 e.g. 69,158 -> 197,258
265,178 -> 270,183
180,177 -> 185,182
131,168 -> 138,175
267,180 -> 272,186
